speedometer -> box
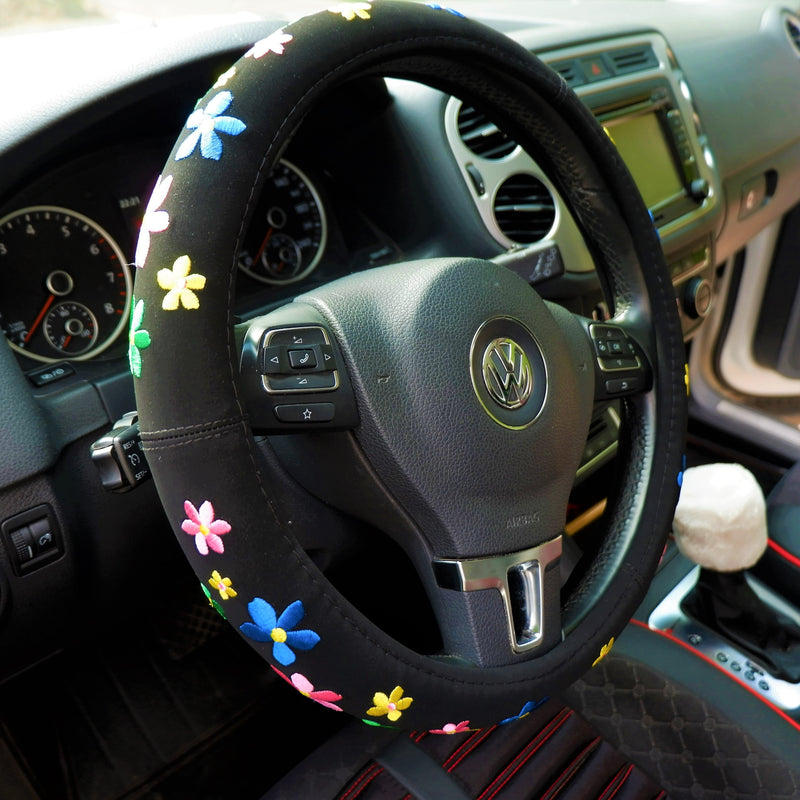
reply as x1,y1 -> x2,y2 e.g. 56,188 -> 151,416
0,206 -> 131,363
237,160 -> 327,285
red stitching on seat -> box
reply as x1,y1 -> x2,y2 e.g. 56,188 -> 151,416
597,763 -> 633,800
539,735 -> 601,800
475,709 -> 573,800
444,725 -> 498,772
337,762 -> 384,800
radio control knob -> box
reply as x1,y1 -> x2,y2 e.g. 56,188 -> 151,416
684,277 -> 713,319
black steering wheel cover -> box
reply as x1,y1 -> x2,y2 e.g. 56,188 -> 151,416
133,2 -> 686,730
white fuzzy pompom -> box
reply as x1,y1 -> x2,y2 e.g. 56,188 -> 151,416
672,462 -> 767,572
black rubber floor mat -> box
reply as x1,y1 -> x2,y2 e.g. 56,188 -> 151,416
0,593 -> 344,800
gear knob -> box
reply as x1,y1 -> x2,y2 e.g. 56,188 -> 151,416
672,462 -> 767,572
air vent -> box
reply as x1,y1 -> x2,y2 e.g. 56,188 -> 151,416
607,44 -> 658,74
786,13 -> 800,55
456,104 -> 517,159
550,59 -> 585,88
493,175 -> 556,245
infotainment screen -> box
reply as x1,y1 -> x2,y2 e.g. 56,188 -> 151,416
604,112 -> 684,210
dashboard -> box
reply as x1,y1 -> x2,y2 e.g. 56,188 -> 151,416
0,5 -> 739,373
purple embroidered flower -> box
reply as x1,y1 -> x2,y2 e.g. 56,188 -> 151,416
245,30 -> 293,58
240,598 -> 320,665
134,173 -> 172,268
181,500 -> 231,555
175,91 -> 246,161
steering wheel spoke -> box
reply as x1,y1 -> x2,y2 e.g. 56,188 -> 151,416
580,318 -> 654,401
432,536 -> 563,666
238,304 -> 360,433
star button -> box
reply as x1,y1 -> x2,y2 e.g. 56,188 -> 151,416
302,408 -> 312,421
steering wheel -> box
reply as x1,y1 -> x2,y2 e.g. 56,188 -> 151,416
132,1 -> 686,731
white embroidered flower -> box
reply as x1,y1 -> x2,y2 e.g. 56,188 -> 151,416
134,174 -> 172,268
245,30 -> 293,58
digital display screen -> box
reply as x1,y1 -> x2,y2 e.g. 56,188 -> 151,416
604,112 -> 684,210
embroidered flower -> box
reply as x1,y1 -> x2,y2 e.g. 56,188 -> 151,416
181,500 -> 231,555
213,66 -> 237,88
201,583 -> 226,619
426,3 -> 465,15
500,698 -> 548,725
245,30 -> 293,58
175,91 -> 246,161
328,2 -> 372,21
157,255 -> 206,310
430,721 -> 471,734
272,667 -> 343,711
366,686 -> 413,722
592,637 -> 615,667
209,570 -> 237,600
240,598 -> 320,665
128,297 -> 151,378
134,174 -> 172,268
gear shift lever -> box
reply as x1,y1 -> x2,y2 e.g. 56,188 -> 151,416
673,462 -> 800,683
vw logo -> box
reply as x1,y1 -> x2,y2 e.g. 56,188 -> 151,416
481,338 -> 533,410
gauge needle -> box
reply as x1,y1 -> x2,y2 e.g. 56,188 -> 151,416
252,228 -> 274,266
24,294 -> 55,344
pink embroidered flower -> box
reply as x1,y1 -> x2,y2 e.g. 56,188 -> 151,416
134,174 -> 172,268
429,721 -> 471,735
181,500 -> 230,555
271,667 -> 343,711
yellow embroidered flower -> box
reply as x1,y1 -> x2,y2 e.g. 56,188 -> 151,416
157,255 -> 206,310
366,685 -> 413,722
328,2 -> 372,21
592,637 -> 615,667
209,570 -> 237,600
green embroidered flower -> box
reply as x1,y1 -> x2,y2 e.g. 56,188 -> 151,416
128,297 -> 151,378
201,583 -> 227,619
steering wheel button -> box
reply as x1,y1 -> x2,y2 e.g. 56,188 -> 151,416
274,403 -> 335,423
265,372 -> 338,392
599,356 -> 639,371
266,326 -> 327,347
288,348 -> 317,369
261,345 -> 285,373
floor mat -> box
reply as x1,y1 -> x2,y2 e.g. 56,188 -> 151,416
0,592 -> 346,800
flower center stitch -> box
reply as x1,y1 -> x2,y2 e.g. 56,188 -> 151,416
271,627 -> 287,643
198,523 -> 210,536
387,702 -> 397,711
200,116 -> 216,134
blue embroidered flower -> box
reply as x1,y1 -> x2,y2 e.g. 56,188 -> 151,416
175,91 -> 246,161
240,598 -> 320,665
426,3 -> 465,16
500,698 -> 548,725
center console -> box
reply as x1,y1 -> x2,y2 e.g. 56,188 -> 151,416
445,30 -> 722,341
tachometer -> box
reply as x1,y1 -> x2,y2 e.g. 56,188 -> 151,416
0,206 -> 131,362
237,160 -> 327,285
